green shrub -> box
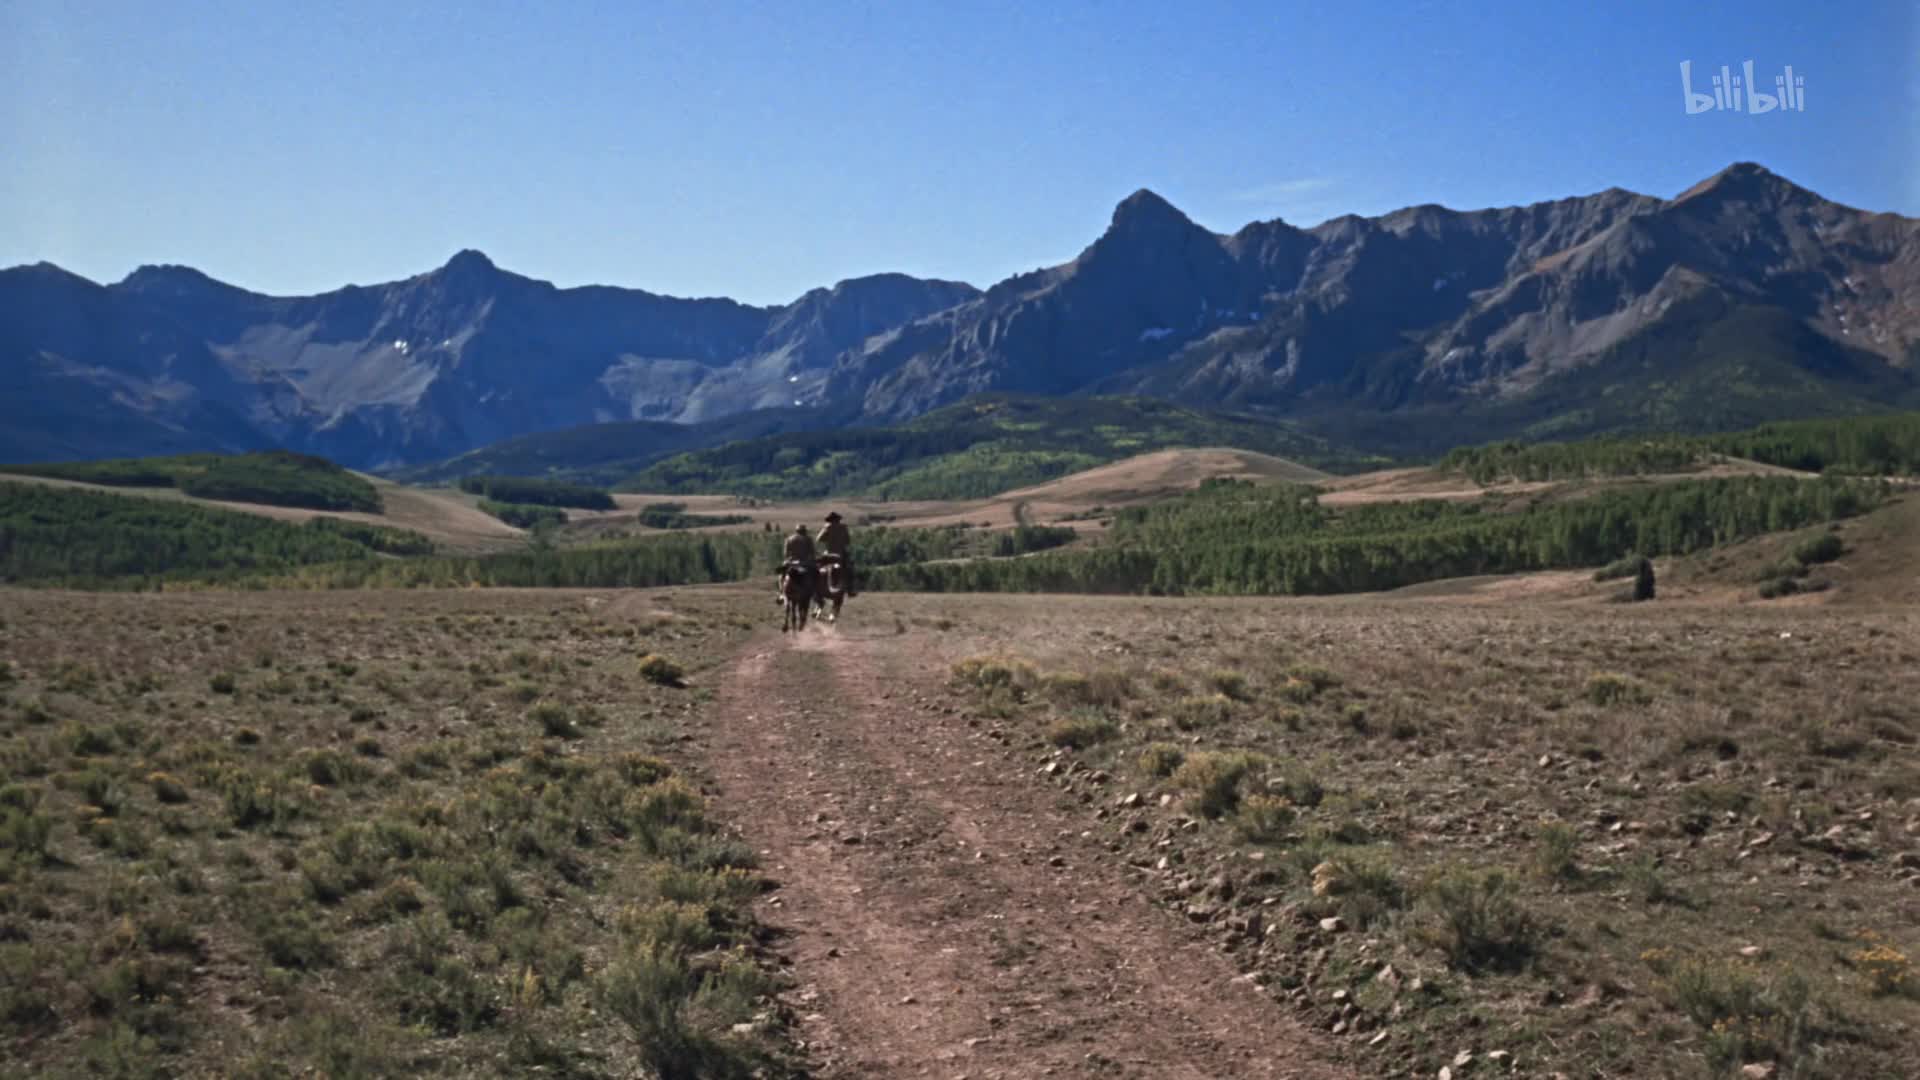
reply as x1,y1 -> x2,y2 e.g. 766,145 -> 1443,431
1137,743 -> 1185,778
1592,553 -> 1646,582
1173,693 -> 1233,730
531,703 -> 578,739
1792,532 -> 1845,566
1584,672 -> 1650,706
1535,823 -> 1580,881
1419,867 -> 1539,972
1206,669 -> 1253,701
1171,751 -> 1267,819
1046,711 -> 1116,749
1234,795 -> 1296,844
638,654 -> 686,686
147,773 -> 190,805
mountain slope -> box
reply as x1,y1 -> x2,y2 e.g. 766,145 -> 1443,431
5,162 -> 1916,467
831,165 -> 1919,441
2,254 -> 977,467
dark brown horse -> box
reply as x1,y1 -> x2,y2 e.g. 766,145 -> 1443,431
778,560 -> 815,633
811,555 -> 848,624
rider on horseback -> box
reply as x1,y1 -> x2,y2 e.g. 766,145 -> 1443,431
816,511 -> 855,598
782,523 -> 817,586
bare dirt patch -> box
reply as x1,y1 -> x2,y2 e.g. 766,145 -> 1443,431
700,617 -> 1354,1078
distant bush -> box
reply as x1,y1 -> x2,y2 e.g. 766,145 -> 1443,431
459,476 -> 614,510
1592,553 -> 1645,582
638,655 -> 685,686
1046,711 -> 1116,749
1584,673 -> 1650,707
1791,533 -> 1844,566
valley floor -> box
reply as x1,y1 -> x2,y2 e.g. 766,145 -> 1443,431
2,583 -> 1916,1077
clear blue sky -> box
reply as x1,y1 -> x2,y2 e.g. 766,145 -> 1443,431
3,0 -> 1913,305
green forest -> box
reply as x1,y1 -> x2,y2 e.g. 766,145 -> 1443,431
456,475 -> 616,510
478,499 -> 568,529
635,503 -> 752,530
0,482 -> 430,587
0,450 -> 383,512
1443,411 -> 1920,483
867,476 -> 1888,596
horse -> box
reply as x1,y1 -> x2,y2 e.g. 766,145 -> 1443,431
778,560 -> 815,633
811,554 -> 849,625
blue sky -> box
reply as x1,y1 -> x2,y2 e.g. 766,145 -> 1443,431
2,0 -> 1913,305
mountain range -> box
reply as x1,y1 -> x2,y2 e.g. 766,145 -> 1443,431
3,162 -> 1915,468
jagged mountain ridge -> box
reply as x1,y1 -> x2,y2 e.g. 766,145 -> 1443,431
3,162 -> 1916,468
0,253 -> 976,466
835,164 -> 1919,427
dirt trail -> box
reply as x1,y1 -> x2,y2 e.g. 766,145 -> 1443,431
703,624 -> 1353,1079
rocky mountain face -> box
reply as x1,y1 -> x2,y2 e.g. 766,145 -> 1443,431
835,164 -> 1919,435
3,163 -> 1915,467
0,252 -> 975,466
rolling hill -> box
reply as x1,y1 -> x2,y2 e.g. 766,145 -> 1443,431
606,395 -> 1373,500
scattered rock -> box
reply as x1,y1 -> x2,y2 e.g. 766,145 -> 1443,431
1454,1050 -> 1474,1068
1741,1064 -> 1776,1079
1319,916 -> 1347,933
1738,945 -> 1765,959
1208,872 -> 1235,900
1117,792 -> 1142,809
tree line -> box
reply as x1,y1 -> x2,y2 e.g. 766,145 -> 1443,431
867,476 -> 1888,596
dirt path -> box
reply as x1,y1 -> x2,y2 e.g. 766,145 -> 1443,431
701,624 -> 1353,1079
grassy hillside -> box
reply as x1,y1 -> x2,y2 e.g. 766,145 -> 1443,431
0,588 -> 792,1077
0,451 -> 382,513
0,482 -> 431,586
620,395 -> 1373,500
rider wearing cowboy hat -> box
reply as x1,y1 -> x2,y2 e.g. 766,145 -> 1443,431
816,511 -> 855,597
